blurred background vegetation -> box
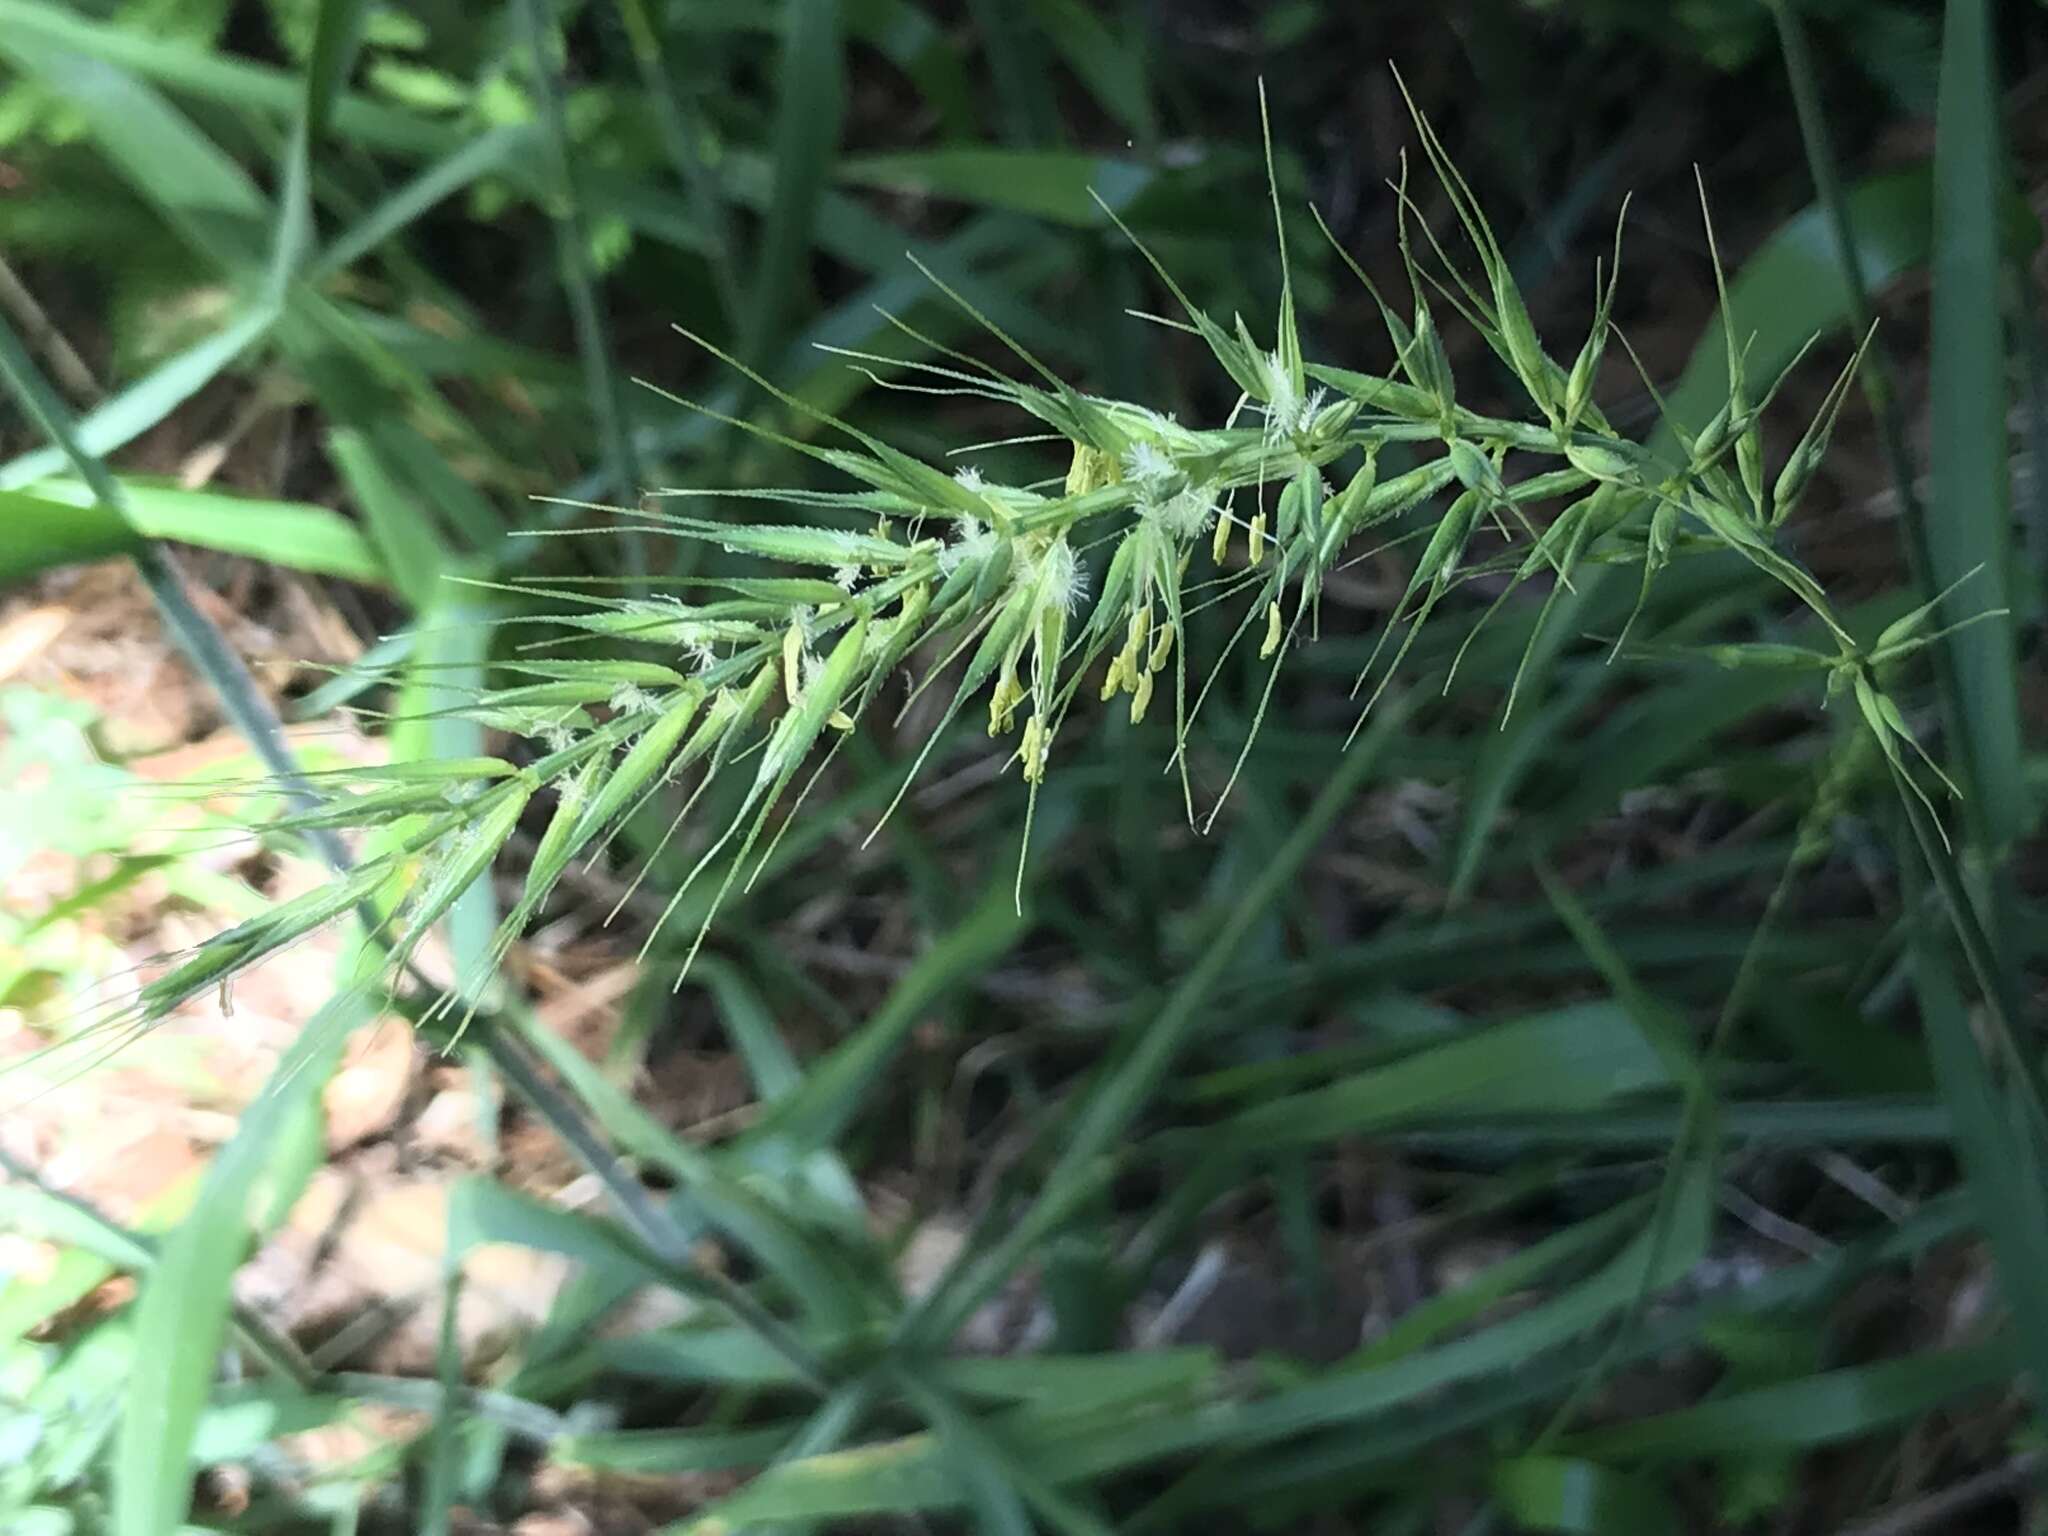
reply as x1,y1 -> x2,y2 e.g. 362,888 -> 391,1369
1,0 -> 2045,1532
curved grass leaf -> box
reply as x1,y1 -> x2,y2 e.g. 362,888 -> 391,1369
1928,0 -> 2028,858
0,310 -> 277,493
837,149 -> 1153,227
742,0 -> 843,365
0,480 -> 388,588
1208,1002 -> 1677,1152
1558,1340 -> 2008,1459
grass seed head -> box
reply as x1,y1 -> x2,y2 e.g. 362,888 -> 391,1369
120,99 -> 1966,1040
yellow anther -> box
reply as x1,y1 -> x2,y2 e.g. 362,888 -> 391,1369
1131,668 -> 1155,724
1020,715 -> 1051,783
988,651 -> 1024,735
1101,653 -> 1126,700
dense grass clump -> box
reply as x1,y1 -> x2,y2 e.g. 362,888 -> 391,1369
1,7 -> 2040,1534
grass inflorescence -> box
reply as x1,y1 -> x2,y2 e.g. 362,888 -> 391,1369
80,88 -> 1978,1058
6,12 -> 2037,1525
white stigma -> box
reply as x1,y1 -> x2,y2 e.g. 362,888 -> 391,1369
1038,538 -> 1086,613
1154,484 -> 1217,540
937,516 -> 997,575
1122,441 -> 1176,486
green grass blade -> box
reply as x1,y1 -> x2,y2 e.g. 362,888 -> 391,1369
419,1264 -> 465,1536
1770,0 -> 1932,548
850,0 -> 976,137
741,0 -> 844,366
1559,1340 -> 2009,1459
0,309 -> 277,492
112,992 -> 366,1536
907,701 -> 1410,1348
963,0 -> 1058,144
269,0 -> 370,296
554,1422 -> 799,1473
1146,1203 -> 1972,1523
189,1384 -> 351,1466
836,149 -> 1153,226
474,1028 -> 832,1390
281,296 -> 506,553
0,0 -> 458,157
377,590 -> 497,1000
1349,1205 -> 1642,1367
746,876 -> 1028,1155
313,123 -> 539,279
0,311 -> 351,865
0,26 -> 267,272
300,0 -> 366,143
0,479 -> 388,588
690,956 -> 803,1098
1537,871 -> 1705,1089
616,0 -> 744,324
507,1007 -> 869,1322
1025,0 -> 1154,143
328,426 -> 451,606
896,1365 -> 1114,1536
901,1377 -> 1036,1536
1490,1457 -> 1678,1536
1208,1003 -> 1679,1151
0,1154 -> 315,1383
1928,0 -> 2028,859
445,1176 -> 682,1294
1913,925 -> 2048,1419
516,0 -> 642,528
